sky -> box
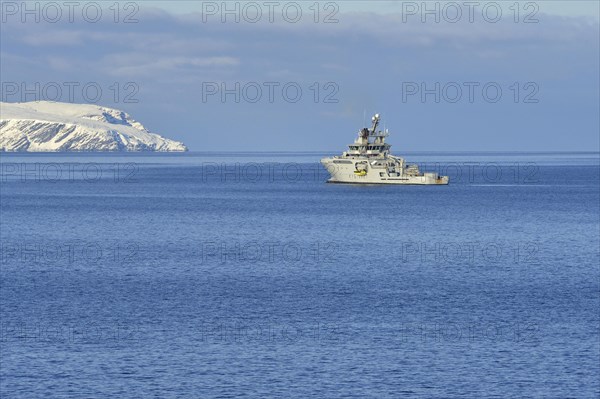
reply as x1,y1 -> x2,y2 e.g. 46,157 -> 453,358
151,1 -> 600,18
1,1 -> 599,151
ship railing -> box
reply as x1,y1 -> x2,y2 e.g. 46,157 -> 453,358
368,131 -> 389,137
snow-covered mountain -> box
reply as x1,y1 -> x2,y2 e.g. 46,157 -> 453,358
0,101 -> 187,152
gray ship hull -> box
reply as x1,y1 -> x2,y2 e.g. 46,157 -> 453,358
321,158 -> 449,185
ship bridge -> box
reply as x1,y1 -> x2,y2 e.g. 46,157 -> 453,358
343,114 -> 391,158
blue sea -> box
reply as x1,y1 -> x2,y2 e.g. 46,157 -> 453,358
1,152 -> 599,398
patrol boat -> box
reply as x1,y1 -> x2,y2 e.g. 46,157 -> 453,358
321,114 -> 449,185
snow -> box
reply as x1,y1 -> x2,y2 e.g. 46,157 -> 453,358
0,101 -> 187,152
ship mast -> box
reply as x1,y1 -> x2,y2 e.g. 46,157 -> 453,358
371,113 -> 380,136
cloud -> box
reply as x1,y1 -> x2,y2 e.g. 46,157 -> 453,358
103,54 -> 240,77
21,30 -> 84,46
